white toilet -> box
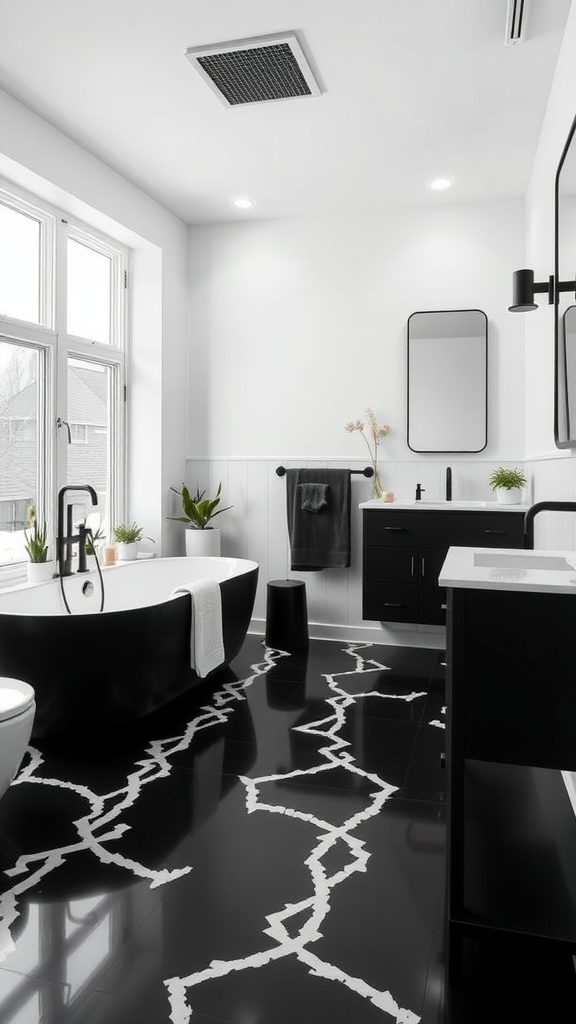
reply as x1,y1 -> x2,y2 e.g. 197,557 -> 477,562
0,678 -> 36,799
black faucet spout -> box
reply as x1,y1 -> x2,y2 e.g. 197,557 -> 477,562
446,467 -> 452,502
57,485 -> 99,576
415,483 -> 425,501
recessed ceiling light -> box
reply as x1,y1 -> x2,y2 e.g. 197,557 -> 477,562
232,197 -> 254,209
430,178 -> 451,191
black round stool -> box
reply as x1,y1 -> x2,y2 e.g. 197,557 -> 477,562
265,580 -> 309,651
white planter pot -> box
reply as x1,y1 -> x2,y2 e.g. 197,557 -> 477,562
27,561 -> 56,583
495,487 -> 522,505
117,542 -> 139,561
185,527 -> 221,556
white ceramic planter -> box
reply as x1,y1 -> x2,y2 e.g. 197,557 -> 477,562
495,487 -> 522,505
27,561 -> 56,583
116,542 -> 139,561
185,527 -> 221,556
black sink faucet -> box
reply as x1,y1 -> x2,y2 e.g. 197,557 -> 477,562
446,467 -> 452,501
57,485 -> 98,577
415,483 -> 425,501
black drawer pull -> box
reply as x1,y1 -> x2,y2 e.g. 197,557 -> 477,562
384,602 -> 404,608
484,529 -> 506,535
384,526 -> 405,532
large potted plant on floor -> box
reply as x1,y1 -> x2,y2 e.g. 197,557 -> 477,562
168,482 -> 232,556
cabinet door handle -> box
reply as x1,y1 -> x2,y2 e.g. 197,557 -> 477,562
484,529 -> 506,535
441,603 -> 447,610
411,556 -> 415,577
384,526 -> 405,531
421,557 -> 425,577
384,602 -> 404,608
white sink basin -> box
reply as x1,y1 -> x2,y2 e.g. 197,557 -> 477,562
473,552 -> 575,571
392,500 -> 489,509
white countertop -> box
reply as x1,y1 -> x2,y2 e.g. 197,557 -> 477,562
439,546 -> 576,594
359,499 -> 530,511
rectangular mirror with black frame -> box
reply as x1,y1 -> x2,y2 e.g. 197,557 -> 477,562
407,308 -> 488,453
555,113 -> 576,448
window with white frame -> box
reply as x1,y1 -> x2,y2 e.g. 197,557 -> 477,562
0,180 -> 128,573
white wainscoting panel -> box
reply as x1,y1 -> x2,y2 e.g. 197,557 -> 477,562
185,456 -> 555,647
529,454 -> 576,550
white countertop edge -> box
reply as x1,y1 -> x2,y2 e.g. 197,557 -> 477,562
359,500 -> 530,512
439,546 -> 576,594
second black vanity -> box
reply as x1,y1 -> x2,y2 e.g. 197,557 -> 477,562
361,500 -> 526,626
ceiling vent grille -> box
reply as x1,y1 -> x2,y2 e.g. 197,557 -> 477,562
505,0 -> 531,46
185,32 -> 321,107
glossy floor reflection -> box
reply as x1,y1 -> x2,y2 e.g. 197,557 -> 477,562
0,635 -> 572,1023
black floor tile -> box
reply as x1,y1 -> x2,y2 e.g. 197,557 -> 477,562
1,633 -> 572,1023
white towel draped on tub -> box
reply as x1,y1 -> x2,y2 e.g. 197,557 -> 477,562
169,579 -> 225,678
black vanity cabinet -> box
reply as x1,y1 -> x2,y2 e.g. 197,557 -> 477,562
362,507 -> 525,625
444,576 -> 576,983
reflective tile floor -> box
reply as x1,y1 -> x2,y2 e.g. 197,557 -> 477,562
0,636 -> 575,1023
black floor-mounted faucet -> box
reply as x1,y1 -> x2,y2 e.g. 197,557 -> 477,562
57,485 -> 98,576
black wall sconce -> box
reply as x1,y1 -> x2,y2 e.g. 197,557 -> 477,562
508,268 -> 576,312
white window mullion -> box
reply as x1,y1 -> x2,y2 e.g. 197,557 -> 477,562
54,218 -> 69,497
39,213 -> 56,330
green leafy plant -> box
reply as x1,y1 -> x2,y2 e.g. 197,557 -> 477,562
489,466 -> 527,491
112,522 -> 154,544
24,505 -> 49,563
167,482 -> 232,530
85,527 -> 106,555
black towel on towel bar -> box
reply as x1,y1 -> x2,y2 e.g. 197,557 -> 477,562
299,482 -> 329,513
286,468 -> 351,570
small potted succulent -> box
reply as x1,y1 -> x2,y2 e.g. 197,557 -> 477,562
112,522 -> 154,561
167,482 -> 232,556
24,505 -> 55,582
489,466 -> 527,505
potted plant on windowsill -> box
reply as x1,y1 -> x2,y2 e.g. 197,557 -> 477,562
24,505 -> 55,583
85,526 -> 106,568
167,482 -> 232,556
489,466 -> 527,505
112,522 -> 154,561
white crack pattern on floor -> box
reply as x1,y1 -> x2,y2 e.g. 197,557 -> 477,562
165,643 -> 426,1024
0,642 -> 432,1023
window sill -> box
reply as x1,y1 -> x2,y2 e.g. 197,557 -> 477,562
0,565 -> 27,590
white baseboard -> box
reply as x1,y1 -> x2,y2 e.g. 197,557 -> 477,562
249,617 -> 446,650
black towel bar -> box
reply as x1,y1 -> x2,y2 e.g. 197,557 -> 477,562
276,466 -> 373,477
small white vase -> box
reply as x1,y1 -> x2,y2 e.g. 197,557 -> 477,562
117,542 -> 139,561
27,561 -> 56,583
495,487 -> 522,505
185,527 -> 221,557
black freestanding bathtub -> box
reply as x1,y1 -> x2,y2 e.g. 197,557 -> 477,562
0,556 -> 258,738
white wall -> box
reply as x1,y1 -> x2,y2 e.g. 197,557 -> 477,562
526,0 -> 576,458
187,198 -> 526,642
0,86 -> 189,554
524,1 -> 576,549
189,201 -> 525,460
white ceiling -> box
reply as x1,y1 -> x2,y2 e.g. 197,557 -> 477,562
0,0 -> 571,224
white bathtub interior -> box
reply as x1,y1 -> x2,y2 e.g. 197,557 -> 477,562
0,557 -> 258,616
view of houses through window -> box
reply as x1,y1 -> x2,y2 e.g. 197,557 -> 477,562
0,181 -> 128,572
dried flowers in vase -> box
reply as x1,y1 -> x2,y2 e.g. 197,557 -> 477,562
345,408 -> 390,499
